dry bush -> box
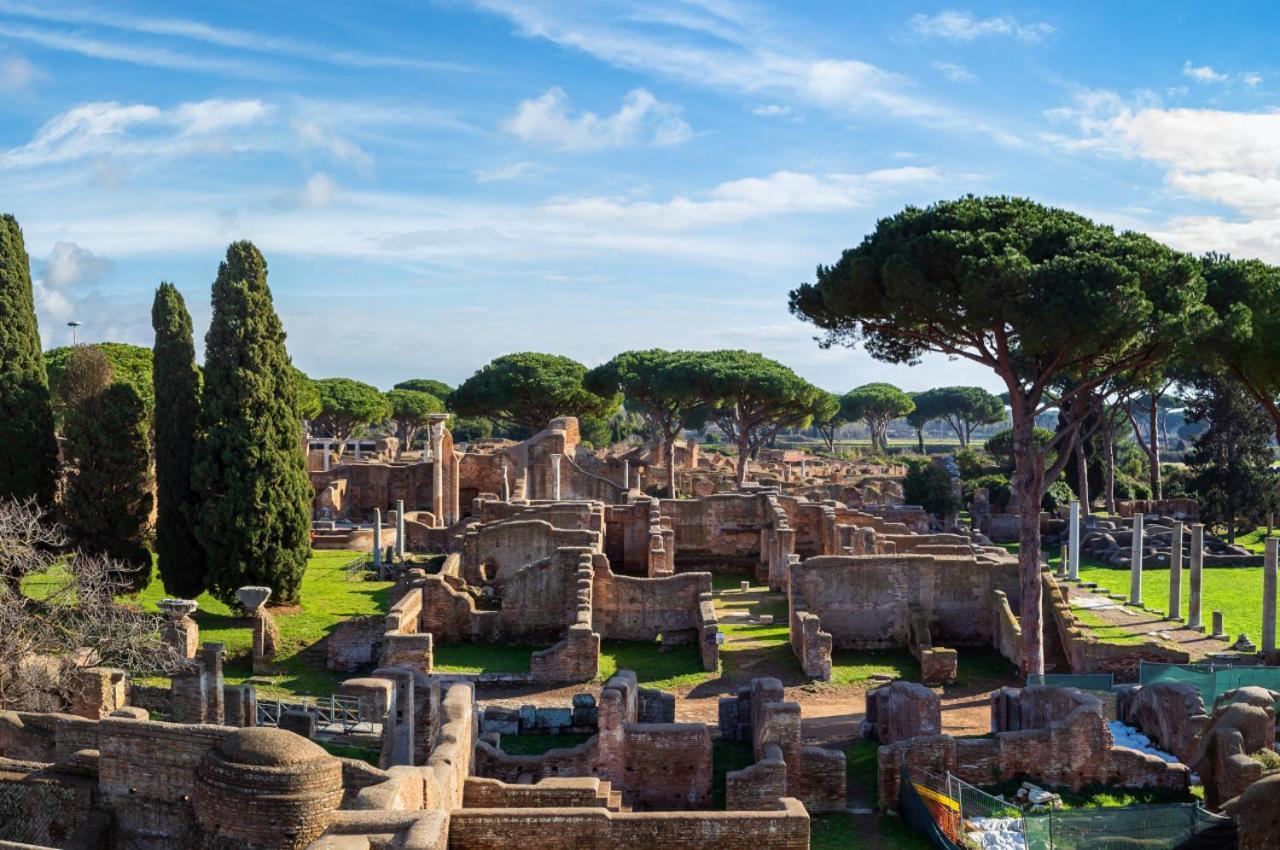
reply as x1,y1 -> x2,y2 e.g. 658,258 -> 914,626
0,497 -> 183,711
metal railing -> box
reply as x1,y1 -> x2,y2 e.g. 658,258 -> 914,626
256,693 -> 377,735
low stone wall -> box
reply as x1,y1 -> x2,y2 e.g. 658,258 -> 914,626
461,518 -> 599,585
445,797 -> 810,849
591,558 -> 719,672
463,776 -> 612,809
719,678 -> 847,813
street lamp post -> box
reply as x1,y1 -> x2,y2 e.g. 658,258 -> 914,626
67,321 -> 82,345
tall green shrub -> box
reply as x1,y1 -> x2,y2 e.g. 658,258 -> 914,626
152,283 -> 206,598
0,214 -> 58,506
63,381 -> 154,592
193,242 -> 312,606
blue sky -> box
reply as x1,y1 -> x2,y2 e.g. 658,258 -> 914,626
1,1 -> 1276,393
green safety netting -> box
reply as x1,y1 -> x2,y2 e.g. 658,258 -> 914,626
1027,673 -> 1116,691
1140,661 -> 1280,708
899,761 -> 1234,850
1022,804 -> 1229,850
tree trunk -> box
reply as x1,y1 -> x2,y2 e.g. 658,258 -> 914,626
1103,416 -> 1116,514
1148,402 -> 1162,499
1012,409 -> 1047,677
1074,435 -> 1089,511
666,432 -> 677,498
736,434 -> 749,486
915,428 -> 924,454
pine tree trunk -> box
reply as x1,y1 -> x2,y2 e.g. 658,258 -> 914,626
736,434 -> 749,486
1103,417 -> 1116,514
666,433 -> 677,498
1013,410 -> 1046,677
1148,402 -> 1162,499
916,429 -> 924,454
1074,436 -> 1090,510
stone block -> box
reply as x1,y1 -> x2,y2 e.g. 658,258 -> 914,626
533,707 -> 573,731
519,704 -> 537,731
718,697 -> 740,739
235,585 -> 272,612
279,709 -> 315,739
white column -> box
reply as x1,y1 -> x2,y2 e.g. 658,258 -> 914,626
1263,537 -> 1278,654
1188,524 -> 1204,631
800,459 -> 807,478
501,464 -> 510,501
550,453 -> 562,501
1129,513 -> 1144,606
372,508 -> 383,576
1068,500 -> 1081,580
623,460 -> 630,490
321,442 -> 330,472
395,499 -> 405,559
1168,521 -> 1183,622
636,470 -> 644,492
428,414 -> 447,527
355,440 -> 362,461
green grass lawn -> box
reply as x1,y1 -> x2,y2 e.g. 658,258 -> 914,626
496,733 -> 592,755
1078,564 -> 1265,643
24,550 -> 393,698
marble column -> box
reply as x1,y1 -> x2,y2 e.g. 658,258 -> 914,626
1188,524 -> 1205,631
395,499 -> 405,559
354,440 -> 362,461
1057,545 -> 1067,578
1169,521 -> 1184,622
427,414 -> 448,527
372,508 -> 383,576
501,464 -> 511,501
1263,537 -> 1278,653
1068,500 -> 1081,580
1129,513 -> 1144,606
623,460 -> 630,490
550,453 -> 562,501
322,442 -> 330,472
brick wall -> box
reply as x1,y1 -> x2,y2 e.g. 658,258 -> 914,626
446,798 -> 810,849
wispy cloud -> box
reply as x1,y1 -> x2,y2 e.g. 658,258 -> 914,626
932,61 -> 975,82
0,1 -> 468,73
470,1 -> 1022,145
908,10 -> 1053,43
0,53 -> 42,93
0,21 -> 279,78
0,98 -> 272,168
474,161 -> 538,183
503,87 -> 693,151
1182,61 -> 1228,83
750,104 -> 793,117
1241,71 -> 1263,87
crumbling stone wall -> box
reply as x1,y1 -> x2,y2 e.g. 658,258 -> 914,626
461,517 -> 600,584
309,432 -> 458,523
788,553 -> 1018,681
1117,682 -> 1208,763
445,798 -> 811,849
720,678 -> 846,813
591,557 -> 719,672
863,681 -> 941,744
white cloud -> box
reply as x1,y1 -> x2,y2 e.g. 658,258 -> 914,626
0,54 -> 43,93
1241,72 -> 1263,87
932,61 -> 975,82
503,87 -> 693,151
300,173 -> 338,207
750,104 -> 792,117
43,241 -> 112,286
542,166 -> 942,229
0,0 -> 469,73
1047,88 -> 1280,261
474,161 -> 537,182
0,21 -> 275,78
471,1 -> 1021,145
1182,61 -> 1228,83
290,119 -> 374,175
908,10 -> 1053,43
0,98 -> 270,168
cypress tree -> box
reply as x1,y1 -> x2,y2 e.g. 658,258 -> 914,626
193,242 -> 312,606
63,380 -> 154,592
152,283 -> 206,598
0,214 -> 58,506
